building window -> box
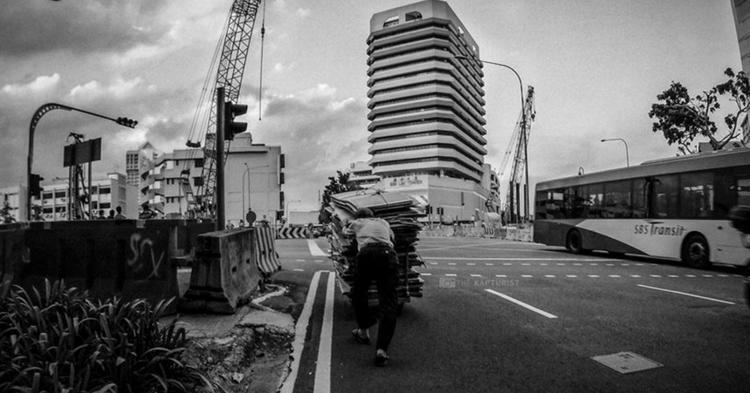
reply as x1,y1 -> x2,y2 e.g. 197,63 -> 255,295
193,177 -> 203,187
55,191 -> 66,199
100,187 -> 111,195
405,11 -> 422,22
195,158 -> 204,168
383,16 -> 399,28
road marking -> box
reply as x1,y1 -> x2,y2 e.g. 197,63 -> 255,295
522,263 -> 531,266
589,275 -> 600,278
545,275 -> 556,278
540,263 -> 548,266
471,274 -> 482,277
467,263 -> 476,266
589,263 -> 598,266
685,275 -> 696,277
177,268 -> 191,273
503,263 -> 513,266
445,273 -> 457,277
296,259 -> 306,262
702,275 -> 713,278
621,264 -> 630,266
424,257 -> 623,261
314,260 -> 324,263
718,274 -> 729,277
314,272 -> 335,393
307,239 -> 329,256
668,275 -> 679,278
556,263 -> 566,266
485,263 -> 494,266
650,275 -> 661,278
293,268 -> 305,272
637,284 -> 736,305
429,262 -> 439,265
566,275 -> 578,278
496,274 -> 507,278
522,275 -> 533,278
606,264 -> 614,266
609,275 -> 621,278
281,270 -> 324,393
486,289 -> 558,319
448,263 -> 457,266
573,263 -> 582,266
631,275 -> 641,278
421,273 -> 432,276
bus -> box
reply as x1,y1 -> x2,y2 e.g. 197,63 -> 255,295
533,147 -> 750,269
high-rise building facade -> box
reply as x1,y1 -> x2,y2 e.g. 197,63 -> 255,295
367,0 -> 486,182
731,0 -> 750,73
367,0 -> 497,222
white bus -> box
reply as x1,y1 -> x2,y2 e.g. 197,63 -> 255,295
534,147 -> 750,269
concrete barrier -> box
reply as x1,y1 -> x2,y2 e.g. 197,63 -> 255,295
276,227 -> 309,239
13,219 -> 213,314
254,226 -> 281,275
180,228 -> 261,314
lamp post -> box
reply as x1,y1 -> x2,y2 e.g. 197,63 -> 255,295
27,103 -> 137,220
243,163 -> 269,216
600,138 -> 630,167
454,55 -> 528,223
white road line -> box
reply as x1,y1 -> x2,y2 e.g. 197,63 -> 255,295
445,273 -> 457,277
177,268 -> 191,273
307,239 -> 329,257
540,263 -> 548,266
485,263 -> 494,266
503,263 -> 513,266
668,275 -> 679,278
545,275 -> 556,278
566,275 -> 578,278
650,275 -> 662,278
631,275 -> 641,278
521,275 -> 533,278
609,275 -> 621,278
293,268 -> 305,272
424,257 -> 622,261
718,274 -> 729,277
281,270 -> 324,393
314,260 -> 324,263
429,262 -> 439,265
556,263 -> 566,266
448,263 -> 457,266
589,275 -> 600,278
686,275 -> 696,278
573,263 -> 582,266
486,289 -> 558,319
589,263 -> 598,266
637,284 -> 736,305
421,273 -> 432,276
522,263 -> 531,266
703,275 -> 713,278
467,263 -> 476,266
496,274 -> 507,278
314,272 -> 335,393
471,274 -> 482,277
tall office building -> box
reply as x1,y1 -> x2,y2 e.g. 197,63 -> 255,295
367,0 -> 497,222
731,0 -> 750,73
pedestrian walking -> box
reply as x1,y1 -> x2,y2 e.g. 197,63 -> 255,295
343,207 -> 398,366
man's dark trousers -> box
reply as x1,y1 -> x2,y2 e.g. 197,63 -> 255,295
352,243 -> 399,351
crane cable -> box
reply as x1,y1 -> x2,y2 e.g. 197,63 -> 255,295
258,0 -> 266,120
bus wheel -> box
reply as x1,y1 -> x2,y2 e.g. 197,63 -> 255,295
682,234 -> 710,269
566,230 -> 585,254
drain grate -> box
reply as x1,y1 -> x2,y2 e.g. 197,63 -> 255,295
591,352 -> 663,374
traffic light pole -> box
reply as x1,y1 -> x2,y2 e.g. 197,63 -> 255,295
215,87 -> 226,231
26,103 -> 137,221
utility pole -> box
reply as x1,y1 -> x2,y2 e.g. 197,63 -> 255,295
216,87 -> 226,230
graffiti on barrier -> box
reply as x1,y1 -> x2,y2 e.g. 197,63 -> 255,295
127,233 -> 165,279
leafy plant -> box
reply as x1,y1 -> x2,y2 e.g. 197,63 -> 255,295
649,68 -> 750,155
0,279 -> 221,393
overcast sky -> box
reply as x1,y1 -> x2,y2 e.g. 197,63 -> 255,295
0,0 -> 741,211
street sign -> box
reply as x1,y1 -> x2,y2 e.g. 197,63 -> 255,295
63,138 -> 101,167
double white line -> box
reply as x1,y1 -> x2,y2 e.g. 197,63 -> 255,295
280,270 -> 335,393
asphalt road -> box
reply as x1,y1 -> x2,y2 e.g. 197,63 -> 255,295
273,237 -> 750,393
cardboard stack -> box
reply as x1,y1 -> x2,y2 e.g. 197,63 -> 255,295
326,189 -> 425,306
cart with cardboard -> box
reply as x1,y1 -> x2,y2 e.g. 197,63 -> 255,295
324,189 -> 425,313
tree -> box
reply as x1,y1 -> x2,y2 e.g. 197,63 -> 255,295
318,170 -> 362,223
649,68 -> 750,155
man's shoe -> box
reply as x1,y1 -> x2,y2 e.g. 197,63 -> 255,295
375,350 -> 389,367
352,329 -> 370,345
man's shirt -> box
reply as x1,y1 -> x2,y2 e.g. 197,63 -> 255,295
343,217 -> 395,250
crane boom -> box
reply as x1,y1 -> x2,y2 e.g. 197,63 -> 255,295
504,85 -> 535,224
192,0 -> 262,215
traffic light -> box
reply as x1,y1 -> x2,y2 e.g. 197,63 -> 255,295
116,117 -> 138,128
425,204 -> 432,214
224,101 -> 248,140
30,173 -> 43,198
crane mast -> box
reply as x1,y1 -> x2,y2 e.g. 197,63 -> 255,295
193,0 -> 261,215
504,86 -> 535,225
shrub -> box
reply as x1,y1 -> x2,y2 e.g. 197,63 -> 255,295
0,280 -> 220,393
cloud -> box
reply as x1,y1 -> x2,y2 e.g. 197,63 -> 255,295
296,8 -> 311,18
0,0 -> 170,58
2,74 -> 61,96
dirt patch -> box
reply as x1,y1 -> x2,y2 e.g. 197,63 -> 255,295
183,325 -> 293,393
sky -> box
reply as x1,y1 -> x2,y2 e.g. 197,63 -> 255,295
0,0 -> 742,212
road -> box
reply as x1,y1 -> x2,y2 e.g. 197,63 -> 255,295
272,236 -> 750,393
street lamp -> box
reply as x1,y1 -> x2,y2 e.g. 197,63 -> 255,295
27,103 -> 137,221
243,163 -> 269,215
454,54 -> 529,223
600,138 -> 630,167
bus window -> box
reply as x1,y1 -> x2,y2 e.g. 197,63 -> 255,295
603,180 -> 632,218
738,178 -> 750,206
633,179 -> 646,218
680,171 -> 714,219
586,184 -> 604,218
652,174 -> 678,218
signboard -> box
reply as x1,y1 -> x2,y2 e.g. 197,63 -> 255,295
63,138 -> 102,167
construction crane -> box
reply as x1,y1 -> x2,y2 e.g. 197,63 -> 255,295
182,0 -> 263,217
497,86 -> 535,225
